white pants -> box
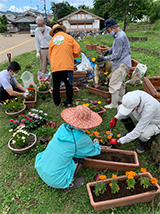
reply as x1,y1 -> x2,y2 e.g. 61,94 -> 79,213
139,124 -> 160,142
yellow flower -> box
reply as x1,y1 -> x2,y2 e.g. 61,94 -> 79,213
117,134 -> 121,138
104,82 -> 108,85
150,177 -> 158,184
118,187 -> 120,190
104,72 -> 108,75
99,175 -> 107,180
141,168 -> 147,173
4,102 -> 6,105
15,98 -> 18,100
17,127 -> 19,129
13,106 -> 15,108
88,80 -> 91,82
112,174 -> 117,179
98,101 -> 101,104
23,140 -> 25,143
86,103 -> 89,107
91,57 -> 96,62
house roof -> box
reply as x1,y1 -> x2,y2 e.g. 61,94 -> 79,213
57,9 -> 104,22
14,16 -> 35,23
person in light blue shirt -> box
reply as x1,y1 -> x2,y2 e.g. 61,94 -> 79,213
35,105 -> 102,192
98,18 -> 131,109
0,61 -> 29,103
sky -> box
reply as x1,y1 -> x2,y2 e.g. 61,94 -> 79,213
0,0 -> 93,13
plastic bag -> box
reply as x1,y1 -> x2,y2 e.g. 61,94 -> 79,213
38,71 -> 51,86
125,63 -> 147,86
21,71 -> 37,89
77,53 -> 93,73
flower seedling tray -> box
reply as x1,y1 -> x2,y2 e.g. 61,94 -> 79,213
87,172 -> 160,211
83,146 -> 139,172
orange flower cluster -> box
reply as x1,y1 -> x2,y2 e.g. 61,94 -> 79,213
107,135 -> 112,139
109,183 -> 112,187
85,130 -> 90,134
141,168 -> 147,173
99,175 -> 107,180
106,131 -> 111,135
27,94 -> 31,97
27,87 -> 33,90
150,177 -> 158,184
126,171 -> 136,179
112,174 -> 117,179
92,131 -> 99,136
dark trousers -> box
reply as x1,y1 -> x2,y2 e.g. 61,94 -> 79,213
0,86 -> 22,102
52,71 -> 73,105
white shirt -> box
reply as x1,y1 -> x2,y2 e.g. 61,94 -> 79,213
115,90 -> 160,144
0,70 -> 17,90
35,26 -> 52,53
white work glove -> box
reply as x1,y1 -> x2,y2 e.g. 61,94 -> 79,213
26,89 -> 29,93
36,52 -> 40,59
24,90 -> 29,98
93,138 -> 99,143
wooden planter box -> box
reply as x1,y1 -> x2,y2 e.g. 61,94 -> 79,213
90,105 -> 106,117
143,77 -> 160,102
83,146 -> 139,172
127,59 -> 139,78
86,86 -> 111,99
24,89 -> 37,108
86,44 -> 98,50
73,71 -> 87,79
86,172 -> 160,211
96,45 -> 110,54
60,87 -> 79,98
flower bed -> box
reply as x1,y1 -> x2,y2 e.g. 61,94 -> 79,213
86,85 -> 110,99
143,77 -> 160,102
83,146 -> 139,172
3,98 -> 26,117
87,172 -> 160,211
9,109 -> 48,130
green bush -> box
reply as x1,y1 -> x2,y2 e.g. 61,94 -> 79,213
152,19 -> 160,31
0,24 -> 6,33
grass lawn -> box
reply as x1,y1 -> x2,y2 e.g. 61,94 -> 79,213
0,29 -> 160,214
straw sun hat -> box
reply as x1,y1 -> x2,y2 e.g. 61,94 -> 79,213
61,105 -> 102,130
49,24 -> 66,37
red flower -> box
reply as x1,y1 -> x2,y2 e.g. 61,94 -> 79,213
20,114 -> 23,117
23,116 -> 27,118
29,119 -> 33,122
26,117 -> 29,120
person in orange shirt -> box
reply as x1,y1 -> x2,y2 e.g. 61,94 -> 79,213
49,24 -> 81,107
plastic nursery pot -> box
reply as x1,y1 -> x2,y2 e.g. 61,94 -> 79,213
83,146 -> 139,172
5,104 -> 26,117
24,89 -> 37,108
86,86 -> 111,99
86,172 -> 160,211
8,133 -> 37,154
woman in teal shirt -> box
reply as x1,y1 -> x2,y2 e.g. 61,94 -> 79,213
35,105 -> 102,191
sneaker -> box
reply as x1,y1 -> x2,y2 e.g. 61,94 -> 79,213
64,177 -> 84,192
136,141 -> 146,154
62,101 -> 67,106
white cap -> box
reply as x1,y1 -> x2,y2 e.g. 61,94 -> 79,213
119,91 -> 140,116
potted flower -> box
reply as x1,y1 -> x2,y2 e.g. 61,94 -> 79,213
86,170 -> 160,211
87,80 -> 110,99
38,82 -> 50,94
83,145 -> 139,172
24,84 -> 37,108
83,101 -> 106,117
9,109 -> 48,131
3,98 -> 26,117
8,126 -> 37,154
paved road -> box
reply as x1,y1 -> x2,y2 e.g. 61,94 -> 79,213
0,33 -> 35,64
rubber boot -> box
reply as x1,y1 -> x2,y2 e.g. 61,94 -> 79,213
104,91 -> 119,109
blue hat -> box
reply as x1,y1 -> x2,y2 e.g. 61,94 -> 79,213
101,18 -> 117,32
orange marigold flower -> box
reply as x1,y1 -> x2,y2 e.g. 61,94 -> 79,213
107,135 -> 112,139
150,178 -> 158,184
94,131 -> 99,136
29,90 -> 31,92
100,139 -> 102,143
118,187 -> 120,190
141,168 -> 147,173
112,174 -> 117,179
126,171 -> 130,176
129,171 -> 136,176
127,174 -> 134,179
109,183 -> 112,187
90,133 -> 94,136
85,130 -> 90,134
106,131 -> 111,135
99,175 -> 107,180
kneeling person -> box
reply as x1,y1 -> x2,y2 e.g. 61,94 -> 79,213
0,61 -> 29,103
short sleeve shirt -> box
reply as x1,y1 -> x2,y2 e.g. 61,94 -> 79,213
0,70 -> 17,90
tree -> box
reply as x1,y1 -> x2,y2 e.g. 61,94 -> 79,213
0,15 -> 7,33
108,0 -> 153,31
51,1 -> 76,21
149,0 -> 160,23
93,0 -> 111,18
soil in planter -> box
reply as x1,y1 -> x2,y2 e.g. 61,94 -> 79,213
11,134 -> 35,149
90,152 -> 134,163
7,104 -> 24,113
91,178 -> 158,202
